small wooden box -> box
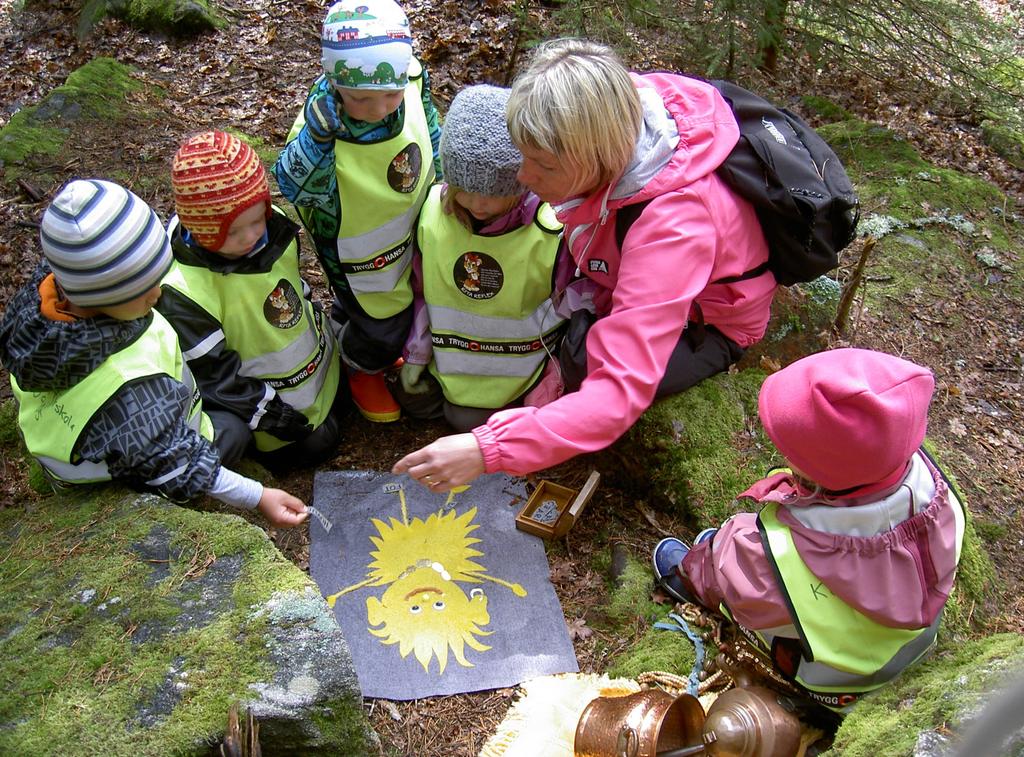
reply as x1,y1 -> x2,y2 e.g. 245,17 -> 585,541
515,470 -> 600,539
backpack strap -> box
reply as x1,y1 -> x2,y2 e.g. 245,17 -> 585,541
613,199 -> 771,285
614,199 -> 651,251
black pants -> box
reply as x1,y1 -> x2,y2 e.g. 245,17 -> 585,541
389,370 -> 523,433
559,310 -> 746,398
250,379 -> 353,471
330,292 -> 412,373
209,410 -> 251,467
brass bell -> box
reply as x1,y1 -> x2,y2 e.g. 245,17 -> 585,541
701,686 -> 802,757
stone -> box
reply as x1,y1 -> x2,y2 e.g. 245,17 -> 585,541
0,486 -> 374,755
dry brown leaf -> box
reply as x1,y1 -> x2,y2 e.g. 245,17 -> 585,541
567,617 -> 593,641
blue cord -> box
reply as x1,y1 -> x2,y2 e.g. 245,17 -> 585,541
654,612 -> 705,696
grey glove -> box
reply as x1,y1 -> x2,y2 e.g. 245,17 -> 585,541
256,397 -> 313,442
304,91 -> 343,143
400,362 -> 431,395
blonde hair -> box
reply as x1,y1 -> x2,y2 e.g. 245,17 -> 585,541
507,38 -> 642,195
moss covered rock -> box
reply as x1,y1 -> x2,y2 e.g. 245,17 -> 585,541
597,557 -> 701,682
981,118 -> 1024,171
105,0 -> 221,35
0,487 -> 374,755
0,55 -> 167,197
606,369 -> 770,525
827,633 -> 1024,756
0,57 -> 145,175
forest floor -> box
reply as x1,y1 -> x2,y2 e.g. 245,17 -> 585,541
1,1 -> 1023,755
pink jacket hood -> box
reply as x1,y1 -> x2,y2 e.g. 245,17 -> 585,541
557,72 -> 740,230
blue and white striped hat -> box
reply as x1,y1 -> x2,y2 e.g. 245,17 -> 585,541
40,179 -> 173,308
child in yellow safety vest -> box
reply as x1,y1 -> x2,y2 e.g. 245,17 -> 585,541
274,0 -> 444,423
652,348 -> 966,713
0,179 -> 308,528
394,84 -> 594,433
158,131 -> 345,470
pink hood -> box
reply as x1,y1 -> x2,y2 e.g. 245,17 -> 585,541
473,73 -> 775,476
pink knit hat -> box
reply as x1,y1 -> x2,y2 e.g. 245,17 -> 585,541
758,348 -> 935,491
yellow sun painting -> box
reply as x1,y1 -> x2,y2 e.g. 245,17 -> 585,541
325,484 -> 528,674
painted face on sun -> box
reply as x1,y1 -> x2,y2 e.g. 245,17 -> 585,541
366,565 -> 491,673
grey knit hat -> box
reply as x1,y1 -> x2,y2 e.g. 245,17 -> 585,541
440,85 -> 525,197
40,179 -> 173,308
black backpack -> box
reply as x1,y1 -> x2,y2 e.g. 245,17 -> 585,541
616,77 -> 860,286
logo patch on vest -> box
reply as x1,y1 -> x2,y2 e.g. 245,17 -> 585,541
387,144 -> 422,194
264,280 -> 303,329
454,252 -> 503,300
588,259 -> 609,274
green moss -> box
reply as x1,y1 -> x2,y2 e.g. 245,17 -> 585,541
827,633 -> 1024,756
0,486 -> 323,755
800,95 -> 852,123
820,119 -> 1006,217
606,557 -> 666,624
310,699 -> 375,755
942,517 -> 998,637
820,117 -> 1024,316
0,400 -> 21,448
972,519 -> 1008,543
108,0 -> 222,34
617,369 -> 770,523
981,118 -> 1024,170
0,57 -> 144,171
606,626 -> 698,680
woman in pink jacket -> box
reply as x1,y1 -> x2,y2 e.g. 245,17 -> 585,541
653,348 -> 965,712
393,38 -> 775,491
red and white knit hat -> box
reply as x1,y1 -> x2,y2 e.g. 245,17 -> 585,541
171,131 -> 271,251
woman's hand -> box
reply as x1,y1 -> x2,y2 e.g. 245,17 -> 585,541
392,433 -> 485,492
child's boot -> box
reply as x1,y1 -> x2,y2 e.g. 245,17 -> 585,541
651,537 -> 696,603
349,370 -> 400,423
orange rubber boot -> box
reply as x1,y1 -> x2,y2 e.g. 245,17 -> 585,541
349,370 -> 400,423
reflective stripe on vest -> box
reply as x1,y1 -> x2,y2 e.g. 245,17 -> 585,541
288,60 -> 434,319
753,501 -> 939,706
11,310 -> 211,484
161,230 -> 341,452
418,186 -> 564,408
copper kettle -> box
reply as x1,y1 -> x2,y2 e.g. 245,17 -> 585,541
574,689 -> 706,757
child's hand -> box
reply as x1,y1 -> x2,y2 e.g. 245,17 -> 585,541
305,92 -> 343,143
257,488 -> 308,528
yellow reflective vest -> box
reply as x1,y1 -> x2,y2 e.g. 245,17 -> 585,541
161,225 -> 341,452
12,310 -> 212,484
288,59 -> 435,319
418,186 -> 565,408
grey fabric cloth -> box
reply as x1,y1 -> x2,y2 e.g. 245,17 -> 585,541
309,470 -> 578,699
440,85 -> 524,197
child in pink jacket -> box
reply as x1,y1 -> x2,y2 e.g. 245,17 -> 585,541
653,348 -> 966,712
